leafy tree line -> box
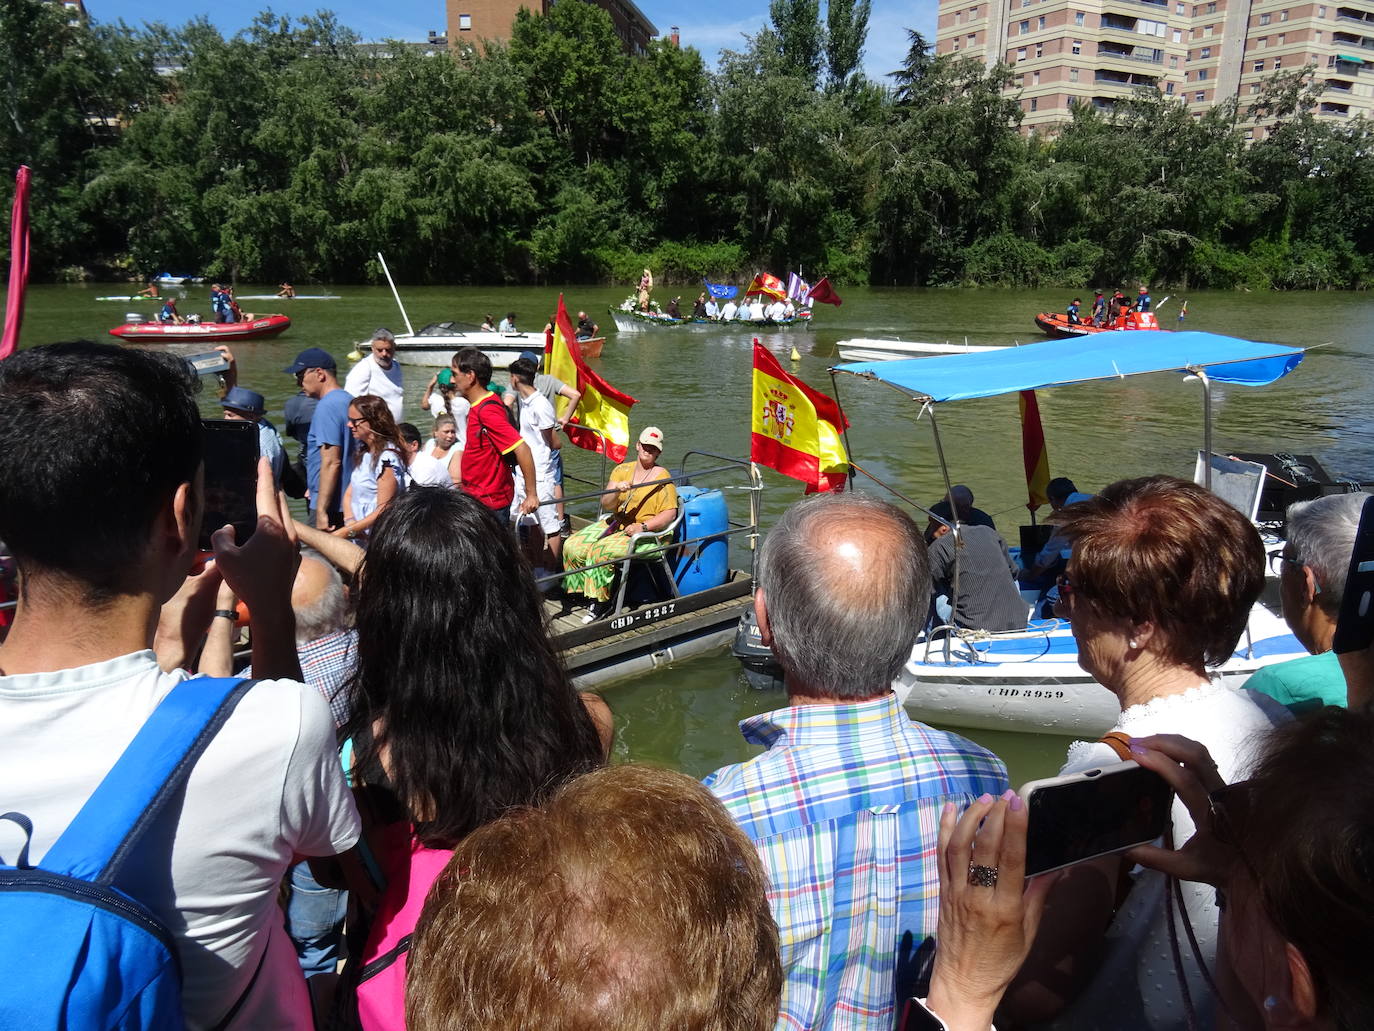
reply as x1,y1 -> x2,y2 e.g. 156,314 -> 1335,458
2,0 -> 1371,288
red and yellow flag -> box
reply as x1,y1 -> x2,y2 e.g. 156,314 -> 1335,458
1019,389 -> 1051,511
746,272 -> 786,301
546,296 -> 636,462
751,342 -> 849,493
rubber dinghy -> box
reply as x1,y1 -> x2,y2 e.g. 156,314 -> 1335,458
108,315 -> 292,342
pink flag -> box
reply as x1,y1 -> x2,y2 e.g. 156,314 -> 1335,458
1,166 -> 32,361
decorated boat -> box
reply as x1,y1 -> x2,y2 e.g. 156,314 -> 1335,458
390,322 -> 604,368
108,314 -> 292,342
1035,310 -> 1160,338
609,305 -> 813,333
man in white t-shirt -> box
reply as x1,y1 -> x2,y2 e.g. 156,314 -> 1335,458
343,328 -> 404,422
720,299 -> 738,321
507,357 -> 562,575
0,341 -> 361,1030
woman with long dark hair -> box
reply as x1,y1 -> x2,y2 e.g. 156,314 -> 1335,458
341,487 -> 604,1029
336,394 -> 409,543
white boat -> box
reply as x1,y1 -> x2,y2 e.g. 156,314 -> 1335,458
835,338 -> 1010,362
386,322 -> 604,368
781,330 -> 1310,737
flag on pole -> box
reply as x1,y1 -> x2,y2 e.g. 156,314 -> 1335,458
1019,389 -> 1051,512
745,272 -> 786,300
703,278 -> 738,300
1177,300 -> 1188,323
806,276 -> 843,307
786,272 -> 811,302
751,341 -> 849,493
1,166 -> 33,361
546,295 -> 636,462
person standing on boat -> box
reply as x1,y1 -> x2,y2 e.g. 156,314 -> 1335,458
1134,286 -> 1152,312
498,311 -> 518,333
285,347 -> 355,531
637,268 -> 653,311
692,294 -> 708,319
720,297 -> 739,321
1090,290 -> 1106,326
766,297 -> 787,322
576,311 -> 599,339
210,283 -> 229,323
509,350 -> 581,537
506,359 -> 562,576
1066,297 -> 1082,325
221,386 -> 285,485
451,347 -> 538,518
1244,491 -> 1363,713
344,329 -> 405,423
705,492 -> 1008,1031
1107,289 -> 1126,323
705,296 -> 719,319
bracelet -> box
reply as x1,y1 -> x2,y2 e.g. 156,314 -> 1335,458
213,609 -> 237,621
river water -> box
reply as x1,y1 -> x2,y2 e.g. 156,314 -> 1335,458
17,283 -> 1374,784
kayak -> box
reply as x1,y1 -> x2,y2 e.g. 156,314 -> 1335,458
108,315 -> 292,342
234,294 -> 342,300
97,295 -> 163,302
1035,310 -> 1161,338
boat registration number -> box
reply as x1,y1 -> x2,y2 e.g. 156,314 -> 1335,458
609,602 -> 677,632
986,687 -> 1067,700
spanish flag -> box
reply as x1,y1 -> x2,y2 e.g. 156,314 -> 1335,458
546,296 -> 636,462
751,342 -> 849,493
1019,389 -> 1051,511
745,272 -> 787,301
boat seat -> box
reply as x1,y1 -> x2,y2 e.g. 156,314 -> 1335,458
609,507 -> 687,618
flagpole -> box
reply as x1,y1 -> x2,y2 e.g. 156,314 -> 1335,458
827,370 -> 856,492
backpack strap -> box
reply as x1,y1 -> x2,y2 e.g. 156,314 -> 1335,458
39,676 -> 256,884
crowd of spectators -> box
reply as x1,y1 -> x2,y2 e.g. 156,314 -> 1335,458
0,340 -> 1370,1031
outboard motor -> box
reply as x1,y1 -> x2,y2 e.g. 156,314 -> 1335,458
125,312 -> 147,324
731,605 -> 785,692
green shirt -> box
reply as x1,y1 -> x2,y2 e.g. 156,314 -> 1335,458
1244,650 -> 1346,715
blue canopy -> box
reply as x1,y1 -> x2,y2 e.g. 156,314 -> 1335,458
834,331 -> 1304,402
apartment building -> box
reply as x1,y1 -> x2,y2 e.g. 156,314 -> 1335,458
446,0 -> 658,55
935,0 -> 1374,134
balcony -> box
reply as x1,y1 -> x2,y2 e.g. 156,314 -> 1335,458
1332,31 -> 1374,49
1098,42 -> 1165,61
1325,77 -> 1355,91
1336,7 -> 1374,25
1095,69 -> 1161,86
1101,14 -> 1141,29
1319,101 -> 1352,114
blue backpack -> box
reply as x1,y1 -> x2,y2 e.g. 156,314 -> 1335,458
0,677 -> 255,1030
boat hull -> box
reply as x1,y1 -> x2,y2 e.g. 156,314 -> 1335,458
394,334 -> 605,368
1035,311 -> 1161,339
610,307 -> 813,333
108,315 -> 292,342
836,338 -> 1010,362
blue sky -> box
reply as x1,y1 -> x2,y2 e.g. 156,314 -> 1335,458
86,0 -> 937,83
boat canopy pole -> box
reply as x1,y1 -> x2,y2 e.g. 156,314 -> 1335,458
925,405 -> 964,620
377,251 -> 415,337
1191,367 -> 1214,490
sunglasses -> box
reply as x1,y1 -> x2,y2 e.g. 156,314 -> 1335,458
347,416 -> 369,427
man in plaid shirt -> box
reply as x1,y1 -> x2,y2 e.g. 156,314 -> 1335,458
706,493 -> 1009,1030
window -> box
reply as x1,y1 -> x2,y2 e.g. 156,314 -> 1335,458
458,12 -> 472,28
1204,23 -> 1214,36
1254,59 -> 1264,70
1318,5 -> 1326,15
1070,66 -> 1080,80
1176,1 -> 1185,11
1277,32 -> 1285,43
952,39 -> 961,50
1280,8 -> 1288,19
970,6 -> 979,16
1251,82 -> 1261,92
1030,97 -> 1039,111
1072,38 -> 1082,53
1315,29 -> 1322,40
1035,42 -> 1044,56
1206,1 -> 1216,10
1075,10 -> 1085,24
1200,45 -> 1211,57
1033,69 -> 1041,83
1258,35 -> 1267,46
1274,56 -> 1282,67
1171,54 -> 1179,66
1259,12 -> 1271,24
1017,46 -> 1028,60
1038,15 -> 1046,28
1198,68 -> 1209,78
1020,19 -> 1030,32
1166,81 -> 1175,93
956,9 -> 963,21
1196,90 -> 1205,100
968,33 -> 977,44
1173,27 -> 1183,41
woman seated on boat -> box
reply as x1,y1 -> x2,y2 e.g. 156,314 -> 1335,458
1004,475 -> 1289,1030
480,313 -> 495,332
334,487 -> 607,1030
561,426 -> 678,623
398,418 -> 456,489
692,293 -> 708,319
335,394 -> 410,543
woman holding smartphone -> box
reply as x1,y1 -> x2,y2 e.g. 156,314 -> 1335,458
1004,476 -> 1288,1030
336,394 -> 409,543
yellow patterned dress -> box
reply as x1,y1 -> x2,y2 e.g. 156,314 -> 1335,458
561,463 -> 679,603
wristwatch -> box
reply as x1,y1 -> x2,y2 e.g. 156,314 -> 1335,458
346,528 -> 358,540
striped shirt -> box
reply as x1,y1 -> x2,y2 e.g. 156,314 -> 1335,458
705,693 -> 1008,1031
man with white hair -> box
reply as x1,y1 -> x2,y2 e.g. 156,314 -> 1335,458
1247,491 -> 1366,712
705,492 -> 1008,1030
344,328 -> 404,422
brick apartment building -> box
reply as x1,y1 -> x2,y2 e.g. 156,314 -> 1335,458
446,0 -> 658,54
935,0 -> 1374,135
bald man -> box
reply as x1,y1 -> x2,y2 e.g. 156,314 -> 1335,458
705,492 -> 1008,1030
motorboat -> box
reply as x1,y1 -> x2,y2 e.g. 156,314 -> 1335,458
108,314 -> 292,342
1035,310 -> 1160,338
389,322 -> 604,368
734,330 -> 1314,737
835,338 -> 1011,362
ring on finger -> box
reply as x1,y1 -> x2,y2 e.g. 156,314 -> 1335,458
967,863 -> 999,888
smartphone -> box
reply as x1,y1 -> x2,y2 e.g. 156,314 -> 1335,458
898,999 -> 948,1031
182,350 -> 232,376
199,420 -> 259,551
1020,761 -> 1174,877
1333,493 -> 1374,654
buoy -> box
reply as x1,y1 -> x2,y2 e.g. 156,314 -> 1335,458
790,346 -> 801,362
346,349 -> 363,361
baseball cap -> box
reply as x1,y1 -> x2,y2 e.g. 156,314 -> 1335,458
518,349 -> 541,365
638,426 -> 664,450
282,347 -> 337,374
438,368 -> 454,386
221,387 -> 266,416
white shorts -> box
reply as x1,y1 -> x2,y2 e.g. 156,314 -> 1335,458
510,473 -> 559,535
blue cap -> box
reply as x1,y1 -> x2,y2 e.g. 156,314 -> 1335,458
518,350 -> 541,365
221,387 -> 265,415
282,347 -> 336,374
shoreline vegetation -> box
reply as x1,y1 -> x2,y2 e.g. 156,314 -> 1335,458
2,0 -> 1371,291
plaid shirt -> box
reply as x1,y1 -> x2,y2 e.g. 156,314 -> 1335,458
705,692 -> 1008,1031
244,628 -> 356,728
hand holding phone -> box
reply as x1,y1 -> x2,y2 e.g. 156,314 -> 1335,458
1020,761 -> 1174,878
199,419 -> 260,551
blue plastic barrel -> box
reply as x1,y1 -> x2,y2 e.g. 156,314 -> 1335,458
674,485 -> 729,594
